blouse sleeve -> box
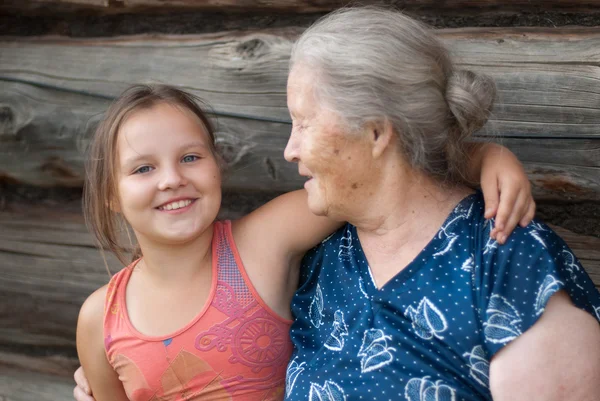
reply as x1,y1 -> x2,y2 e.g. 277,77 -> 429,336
474,219 -> 600,358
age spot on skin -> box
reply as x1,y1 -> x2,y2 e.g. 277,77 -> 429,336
334,149 -> 340,155
352,183 -> 358,189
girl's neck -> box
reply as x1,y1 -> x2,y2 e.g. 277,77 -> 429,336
134,223 -> 214,285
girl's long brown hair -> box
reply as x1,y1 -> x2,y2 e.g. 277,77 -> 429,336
83,84 -> 218,270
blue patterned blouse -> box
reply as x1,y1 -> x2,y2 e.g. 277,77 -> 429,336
284,192 -> 600,401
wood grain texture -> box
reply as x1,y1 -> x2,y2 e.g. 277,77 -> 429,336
0,351 -> 79,378
0,27 -> 599,200
4,0 -> 600,13
0,366 -> 74,401
0,81 -> 599,200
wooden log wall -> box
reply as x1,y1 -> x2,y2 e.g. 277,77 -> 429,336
1,28 -> 600,198
0,1 -> 599,397
4,0 -> 600,13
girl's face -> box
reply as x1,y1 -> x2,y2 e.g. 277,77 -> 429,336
115,102 -> 222,247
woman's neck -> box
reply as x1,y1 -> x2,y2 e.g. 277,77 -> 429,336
133,223 -> 214,285
350,167 -> 472,287
351,167 -> 472,255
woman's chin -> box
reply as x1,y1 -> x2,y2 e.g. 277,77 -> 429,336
307,197 -> 329,217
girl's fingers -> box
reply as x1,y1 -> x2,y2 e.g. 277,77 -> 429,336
493,186 -> 519,237
519,199 -> 536,228
498,191 -> 530,244
481,176 -> 500,220
73,386 -> 95,401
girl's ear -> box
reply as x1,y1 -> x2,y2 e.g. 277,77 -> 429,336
370,119 -> 394,159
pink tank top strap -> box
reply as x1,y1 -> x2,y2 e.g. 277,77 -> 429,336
214,220 -> 293,325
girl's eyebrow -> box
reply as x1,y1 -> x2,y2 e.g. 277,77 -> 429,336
122,140 -> 210,166
179,141 -> 209,152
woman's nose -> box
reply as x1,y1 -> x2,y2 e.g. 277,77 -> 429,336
284,131 -> 300,163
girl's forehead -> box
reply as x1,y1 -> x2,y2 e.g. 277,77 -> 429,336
121,104 -> 208,138
116,103 -> 211,156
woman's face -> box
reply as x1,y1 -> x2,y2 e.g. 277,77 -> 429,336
284,65 -> 376,219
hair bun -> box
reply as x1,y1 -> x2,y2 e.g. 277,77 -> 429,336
446,70 -> 496,136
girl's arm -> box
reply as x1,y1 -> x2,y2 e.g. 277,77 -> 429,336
235,144 -> 534,269
237,143 -> 534,261
467,142 -> 535,244
236,189 -> 341,262
76,286 -> 129,401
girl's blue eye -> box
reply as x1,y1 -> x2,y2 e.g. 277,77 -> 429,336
182,155 -> 199,163
134,165 -> 153,174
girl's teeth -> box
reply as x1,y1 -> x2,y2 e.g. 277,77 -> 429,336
161,200 -> 192,210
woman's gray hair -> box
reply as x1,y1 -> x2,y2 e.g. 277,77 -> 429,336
290,7 -> 496,183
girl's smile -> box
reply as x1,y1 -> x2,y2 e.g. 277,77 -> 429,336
115,102 -> 222,246
156,198 -> 197,212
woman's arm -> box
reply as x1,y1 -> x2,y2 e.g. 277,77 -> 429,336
76,286 -> 129,401
489,291 -> 600,401
467,142 -> 535,244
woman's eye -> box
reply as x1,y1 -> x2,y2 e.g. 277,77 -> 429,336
182,155 -> 199,163
134,165 -> 153,174
294,124 -> 306,132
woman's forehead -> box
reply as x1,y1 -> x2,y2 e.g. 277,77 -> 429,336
287,66 -> 318,117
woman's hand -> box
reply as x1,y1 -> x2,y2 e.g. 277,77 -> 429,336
73,366 -> 95,401
476,143 -> 535,244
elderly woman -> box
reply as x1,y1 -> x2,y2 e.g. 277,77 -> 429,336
74,7 -> 600,401
282,8 -> 600,401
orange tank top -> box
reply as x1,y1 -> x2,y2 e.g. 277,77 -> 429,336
104,220 -> 293,401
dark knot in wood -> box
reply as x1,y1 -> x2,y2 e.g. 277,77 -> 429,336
235,38 -> 266,59
0,105 -> 15,139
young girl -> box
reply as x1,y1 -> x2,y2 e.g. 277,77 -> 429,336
76,84 -> 534,401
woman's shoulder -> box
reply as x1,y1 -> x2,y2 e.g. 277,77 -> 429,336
454,192 -> 564,258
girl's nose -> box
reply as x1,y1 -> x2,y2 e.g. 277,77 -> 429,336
157,165 -> 186,190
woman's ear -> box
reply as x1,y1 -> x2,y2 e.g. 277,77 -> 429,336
371,120 -> 394,159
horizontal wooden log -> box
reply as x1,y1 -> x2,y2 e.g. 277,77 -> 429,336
0,366 -> 73,401
0,351 -> 79,378
0,27 -> 599,200
4,0 -> 600,13
2,27 -> 600,125
1,81 -> 599,201
0,201 -> 599,354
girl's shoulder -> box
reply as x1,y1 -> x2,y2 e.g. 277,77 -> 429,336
77,284 -> 109,341
78,264 -> 134,333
